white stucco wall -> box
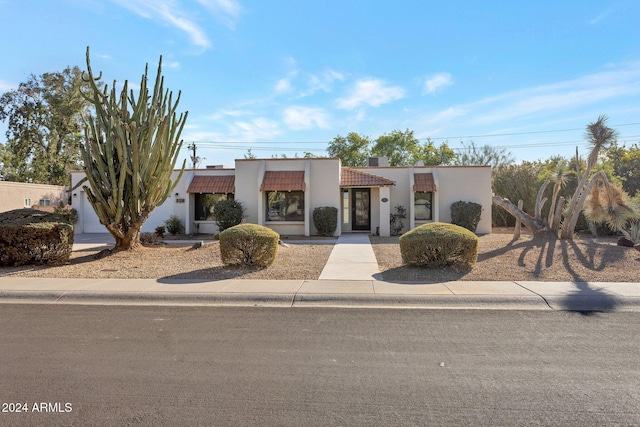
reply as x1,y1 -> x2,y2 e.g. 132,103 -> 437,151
358,165 -> 492,235
71,170 -> 197,234
433,166 -> 492,234
70,160 -> 492,236
235,158 -> 341,236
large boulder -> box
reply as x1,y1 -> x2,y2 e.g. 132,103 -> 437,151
0,208 -> 74,266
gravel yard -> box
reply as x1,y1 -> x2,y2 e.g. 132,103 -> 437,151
1,231 -> 638,282
371,231 -> 640,282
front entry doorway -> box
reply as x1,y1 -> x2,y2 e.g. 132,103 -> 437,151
351,188 -> 371,231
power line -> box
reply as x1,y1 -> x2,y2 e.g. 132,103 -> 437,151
426,122 -> 640,141
181,122 -> 640,146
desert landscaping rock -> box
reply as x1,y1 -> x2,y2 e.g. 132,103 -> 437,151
0,232 -> 638,282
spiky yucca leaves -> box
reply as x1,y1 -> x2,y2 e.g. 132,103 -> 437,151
78,47 -> 187,250
583,180 -> 639,232
622,221 -> 640,244
560,115 -> 619,239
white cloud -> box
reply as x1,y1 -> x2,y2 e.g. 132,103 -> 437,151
589,8 -> 612,25
275,78 -> 292,93
283,106 -> 329,130
111,0 -> 211,49
196,0 -> 243,30
302,69 -> 345,96
424,73 -> 453,94
228,117 -> 281,141
467,61 -> 640,126
207,109 -> 253,120
416,61 -> 640,134
336,78 -> 405,110
110,0 -> 243,49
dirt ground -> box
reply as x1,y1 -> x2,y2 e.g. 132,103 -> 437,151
1,230 -> 639,282
370,229 -> 640,282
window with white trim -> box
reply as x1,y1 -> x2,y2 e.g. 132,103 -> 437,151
266,191 -> 304,221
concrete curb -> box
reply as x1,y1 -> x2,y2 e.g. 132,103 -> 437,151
4,289 -> 640,311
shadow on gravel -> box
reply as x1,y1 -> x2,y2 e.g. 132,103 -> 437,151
157,266 -> 259,283
480,236 -> 626,281
373,265 -> 472,283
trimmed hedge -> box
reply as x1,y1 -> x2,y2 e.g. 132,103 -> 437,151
0,208 -> 74,266
219,223 -> 279,267
313,206 -> 338,236
399,222 -> 478,268
450,201 -> 482,232
213,199 -> 245,232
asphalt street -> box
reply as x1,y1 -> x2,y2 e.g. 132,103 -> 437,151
1,305 -> 639,426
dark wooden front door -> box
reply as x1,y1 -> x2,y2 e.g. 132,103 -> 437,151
351,188 -> 370,231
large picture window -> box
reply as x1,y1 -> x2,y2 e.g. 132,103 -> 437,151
414,191 -> 433,220
195,193 -> 233,221
266,191 -> 304,221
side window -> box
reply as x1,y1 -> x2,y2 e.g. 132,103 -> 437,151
414,192 -> 432,220
194,193 -> 233,220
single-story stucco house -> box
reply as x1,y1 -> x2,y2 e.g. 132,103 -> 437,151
70,157 -> 492,237
0,181 -> 68,213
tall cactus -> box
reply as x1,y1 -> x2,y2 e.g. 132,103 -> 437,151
78,47 -> 187,249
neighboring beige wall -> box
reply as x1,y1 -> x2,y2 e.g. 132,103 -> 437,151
358,165 -> 492,235
432,166 -> 492,234
0,181 -> 68,213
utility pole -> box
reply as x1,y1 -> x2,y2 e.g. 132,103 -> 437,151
187,143 -> 200,169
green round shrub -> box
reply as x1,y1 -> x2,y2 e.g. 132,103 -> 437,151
164,215 -> 184,235
313,206 -> 338,236
219,223 -> 279,268
450,200 -> 482,232
0,208 -> 74,266
213,199 -> 245,232
399,222 -> 478,268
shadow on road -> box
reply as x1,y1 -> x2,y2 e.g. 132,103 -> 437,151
557,282 -> 620,315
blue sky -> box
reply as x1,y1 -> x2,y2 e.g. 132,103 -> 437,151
1,0 -> 640,168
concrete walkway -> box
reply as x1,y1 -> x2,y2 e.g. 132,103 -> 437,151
319,233 -> 379,280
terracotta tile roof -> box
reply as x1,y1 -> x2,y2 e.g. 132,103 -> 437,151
187,175 -> 235,193
260,171 -> 305,191
413,173 -> 437,192
341,168 -> 395,187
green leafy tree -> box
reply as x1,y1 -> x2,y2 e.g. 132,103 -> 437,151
327,132 -> 371,166
0,67 -> 94,185
455,141 -> 514,168
491,161 -> 543,226
372,129 -> 421,166
419,138 -> 457,165
77,48 -> 187,250
605,142 -> 640,197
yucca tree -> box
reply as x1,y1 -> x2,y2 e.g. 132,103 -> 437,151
77,47 -> 187,250
547,161 -> 569,231
493,115 -> 633,239
583,179 -> 639,232
559,115 -> 617,238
